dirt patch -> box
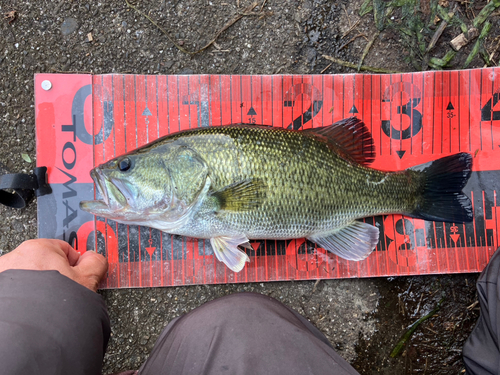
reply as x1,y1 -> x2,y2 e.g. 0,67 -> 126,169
353,274 -> 480,374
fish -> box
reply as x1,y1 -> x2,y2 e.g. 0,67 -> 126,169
80,117 -> 473,272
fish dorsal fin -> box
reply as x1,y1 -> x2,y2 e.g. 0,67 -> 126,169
211,178 -> 267,212
303,117 -> 375,166
307,221 -> 379,261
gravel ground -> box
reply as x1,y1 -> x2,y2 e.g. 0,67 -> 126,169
1,0 -> 496,373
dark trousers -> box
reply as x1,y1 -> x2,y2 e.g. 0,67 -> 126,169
463,248 -> 500,374
0,269 -> 358,375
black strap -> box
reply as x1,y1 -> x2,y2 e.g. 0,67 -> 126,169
0,167 -> 52,209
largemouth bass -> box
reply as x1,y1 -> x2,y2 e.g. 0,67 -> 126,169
80,118 -> 473,272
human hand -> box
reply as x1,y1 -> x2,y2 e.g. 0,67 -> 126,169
0,239 -> 108,292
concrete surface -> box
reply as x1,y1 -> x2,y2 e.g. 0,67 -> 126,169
1,0 -> 493,373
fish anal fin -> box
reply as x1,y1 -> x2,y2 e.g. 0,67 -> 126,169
211,178 -> 267,212
210,235 -> 251,272
308,221 -> 379,261
303,117 -> 375,166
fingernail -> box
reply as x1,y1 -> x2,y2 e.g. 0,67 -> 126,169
86,250 -> 96,253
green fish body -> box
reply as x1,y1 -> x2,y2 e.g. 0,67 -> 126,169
81,118 -> 473,272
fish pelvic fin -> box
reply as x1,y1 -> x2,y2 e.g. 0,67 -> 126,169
409,152 -> 473,223
308,221 -> 379,261
302,117 -> 375,166
210,235 -> 251,272
211,178 -> 267,212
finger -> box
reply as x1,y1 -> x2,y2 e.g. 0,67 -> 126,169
48,239 -> 81,266
74,251 -> 108,291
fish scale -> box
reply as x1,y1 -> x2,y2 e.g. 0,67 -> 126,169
158,125 -> 416,238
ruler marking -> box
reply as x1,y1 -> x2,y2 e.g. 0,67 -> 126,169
281,75 -> 284,129
482,191 -> 489,264
102,75 -> 110,288
166,76 -> 170,135
240,75 -> 244,123
443,221 -> 450,272
176,76 -> 180,132
331,74 -> 334,127
156,75 -> 160,138
270,77 -> 274,126
123,75 -> 130,286
260,75 -> 263,125
458,72 -> 461,151
389,75 -> 392,156
495,190 -> 498,260
432,73 -> 435,154
219,75 -> 223,125
380,75 -> 383,156
112,75 -> 120,288
463,222 -> 470,272
438,71 -> 442,154
160,232 -> 163,286
342,74 -> 344,119
454,221 -> 461,272
432,222 -> 440,273
399,75 -> 402,155
250,75 -> 253,124
187,76 -> 191,130
134,76 -> 138,148
92,76 -> 98,269
471,191 -> 479,270
468,70 -> 471,152
354,75 -> 361,278
230,75 -> 233,125
149,228 -> 153,287
410,73 -> 413,155
490,69 -> 495,150
170,235 -> 174,286
145,75 -> 149,143
450,72 -> 453,153
421,73 -> 424,155
401,218 -> 408,274
480,69 -> 483,151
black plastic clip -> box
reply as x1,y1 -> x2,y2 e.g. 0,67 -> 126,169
0,167 -> 52,209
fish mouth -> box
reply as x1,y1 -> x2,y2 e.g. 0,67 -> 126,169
92,169 -> 109,206
80,168 -> 126,215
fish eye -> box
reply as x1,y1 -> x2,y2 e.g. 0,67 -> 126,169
118,157 -> 132,172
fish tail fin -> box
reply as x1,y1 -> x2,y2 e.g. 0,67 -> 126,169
409,152 -> 473,223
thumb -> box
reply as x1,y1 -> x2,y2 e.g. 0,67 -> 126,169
74,251 -> 108,292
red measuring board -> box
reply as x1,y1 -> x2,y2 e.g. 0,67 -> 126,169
35,69 -> 500,289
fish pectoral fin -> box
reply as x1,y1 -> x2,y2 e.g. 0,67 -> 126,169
308,221 -> 379,261
210,235 -> 251,272
210,178 -> 267,212
302,117 -> 375,166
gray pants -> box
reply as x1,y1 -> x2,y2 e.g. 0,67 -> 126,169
463,248 -> 500,374
0,269 -> 359,375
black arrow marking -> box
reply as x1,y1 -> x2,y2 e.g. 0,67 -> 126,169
142,107 -> 152,116
349,105 -> 359,114
247,107 -> 257,116
396,150 -> 406,159
446,102 -> 454,110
